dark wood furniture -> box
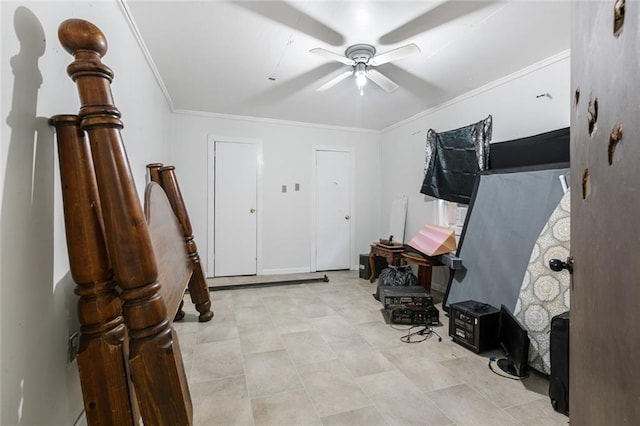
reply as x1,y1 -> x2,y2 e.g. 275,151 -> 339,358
368,243 -> 405,282
401,252 -> 441,293
147,163 -> 213,323
50,18 -> 212,426
50,114 -> 137,424
368,241 -> 445,291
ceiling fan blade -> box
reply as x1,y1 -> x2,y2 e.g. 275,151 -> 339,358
366,70 -> 399,93
369,43 -> 421,66
379,1 -> 497,44
317,70 -> 353,91
310,48 -> 354,65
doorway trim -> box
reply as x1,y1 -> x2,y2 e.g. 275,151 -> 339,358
311,145 -> 356,272
207,135 -> 263,277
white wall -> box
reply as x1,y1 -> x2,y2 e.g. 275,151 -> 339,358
1,1 -> 172,424
171,113 -> 382,275
380,53 -> 570,290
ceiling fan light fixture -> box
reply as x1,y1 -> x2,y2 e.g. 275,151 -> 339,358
357,76 -> 366,96
354,62 -> 366,74
311,42 -> 414,94
354,62 -> 367,82
354,62 -> 367,96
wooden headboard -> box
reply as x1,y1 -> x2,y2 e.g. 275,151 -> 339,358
145,181 -> 192,317
50,18 -> 212,426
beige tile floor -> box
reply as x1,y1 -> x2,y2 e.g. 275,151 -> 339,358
175,271 -> 569,426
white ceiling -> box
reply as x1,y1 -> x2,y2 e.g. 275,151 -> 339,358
125,1 -> 570,131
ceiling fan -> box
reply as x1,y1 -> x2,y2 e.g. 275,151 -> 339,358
310,43 -> 420,95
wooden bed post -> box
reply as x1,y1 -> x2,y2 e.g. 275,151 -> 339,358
159,165 -> 214,322
146,162 -> 213,322
58,19 -> 192,425
146,162 -> 163,184
145,163 -> 186,322
49,115 -> 136,426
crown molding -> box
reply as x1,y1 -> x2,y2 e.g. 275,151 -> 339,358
173,109 -> 380,134
118,0 -> 175,111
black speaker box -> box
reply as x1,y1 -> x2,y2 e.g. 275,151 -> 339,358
359,254 -> 388,280
449,300 -> 500,353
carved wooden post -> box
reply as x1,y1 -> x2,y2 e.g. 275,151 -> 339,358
159,165 -> 214,322
146,162 -> 163,184
49,115 -> 136,426
58,19 -> 192,425
145,162 -> 187,321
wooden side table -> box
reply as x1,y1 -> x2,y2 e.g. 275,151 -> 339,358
369,243 -> 405,282
401,252 -> 441,293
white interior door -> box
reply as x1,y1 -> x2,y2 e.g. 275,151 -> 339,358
315,150 -> 351,270
214,141 -> 258,276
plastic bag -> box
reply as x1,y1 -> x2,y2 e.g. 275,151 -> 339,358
375,265 -> 418,300
379,265 -> 417,287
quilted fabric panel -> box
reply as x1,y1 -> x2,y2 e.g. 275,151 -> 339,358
514,190 -> 571,374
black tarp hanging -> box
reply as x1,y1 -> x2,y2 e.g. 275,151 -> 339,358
420,115 -> 492,204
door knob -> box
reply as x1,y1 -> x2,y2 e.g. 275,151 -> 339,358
345,215 -> 350,220
250,208 -> 256,214
549,256 -> 573,274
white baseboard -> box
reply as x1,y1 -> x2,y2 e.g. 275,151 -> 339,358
261,267 -> 312,275
74,410 -> 143,425
74,411 -> 87,426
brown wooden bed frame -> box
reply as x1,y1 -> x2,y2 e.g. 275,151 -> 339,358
49,19 -> 212,425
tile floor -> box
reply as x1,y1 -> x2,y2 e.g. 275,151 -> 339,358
175,271 -> 569,426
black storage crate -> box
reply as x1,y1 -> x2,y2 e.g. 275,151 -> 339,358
549,311 -> 569,416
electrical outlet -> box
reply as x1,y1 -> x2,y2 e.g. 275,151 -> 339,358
67,331 -> 79,363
